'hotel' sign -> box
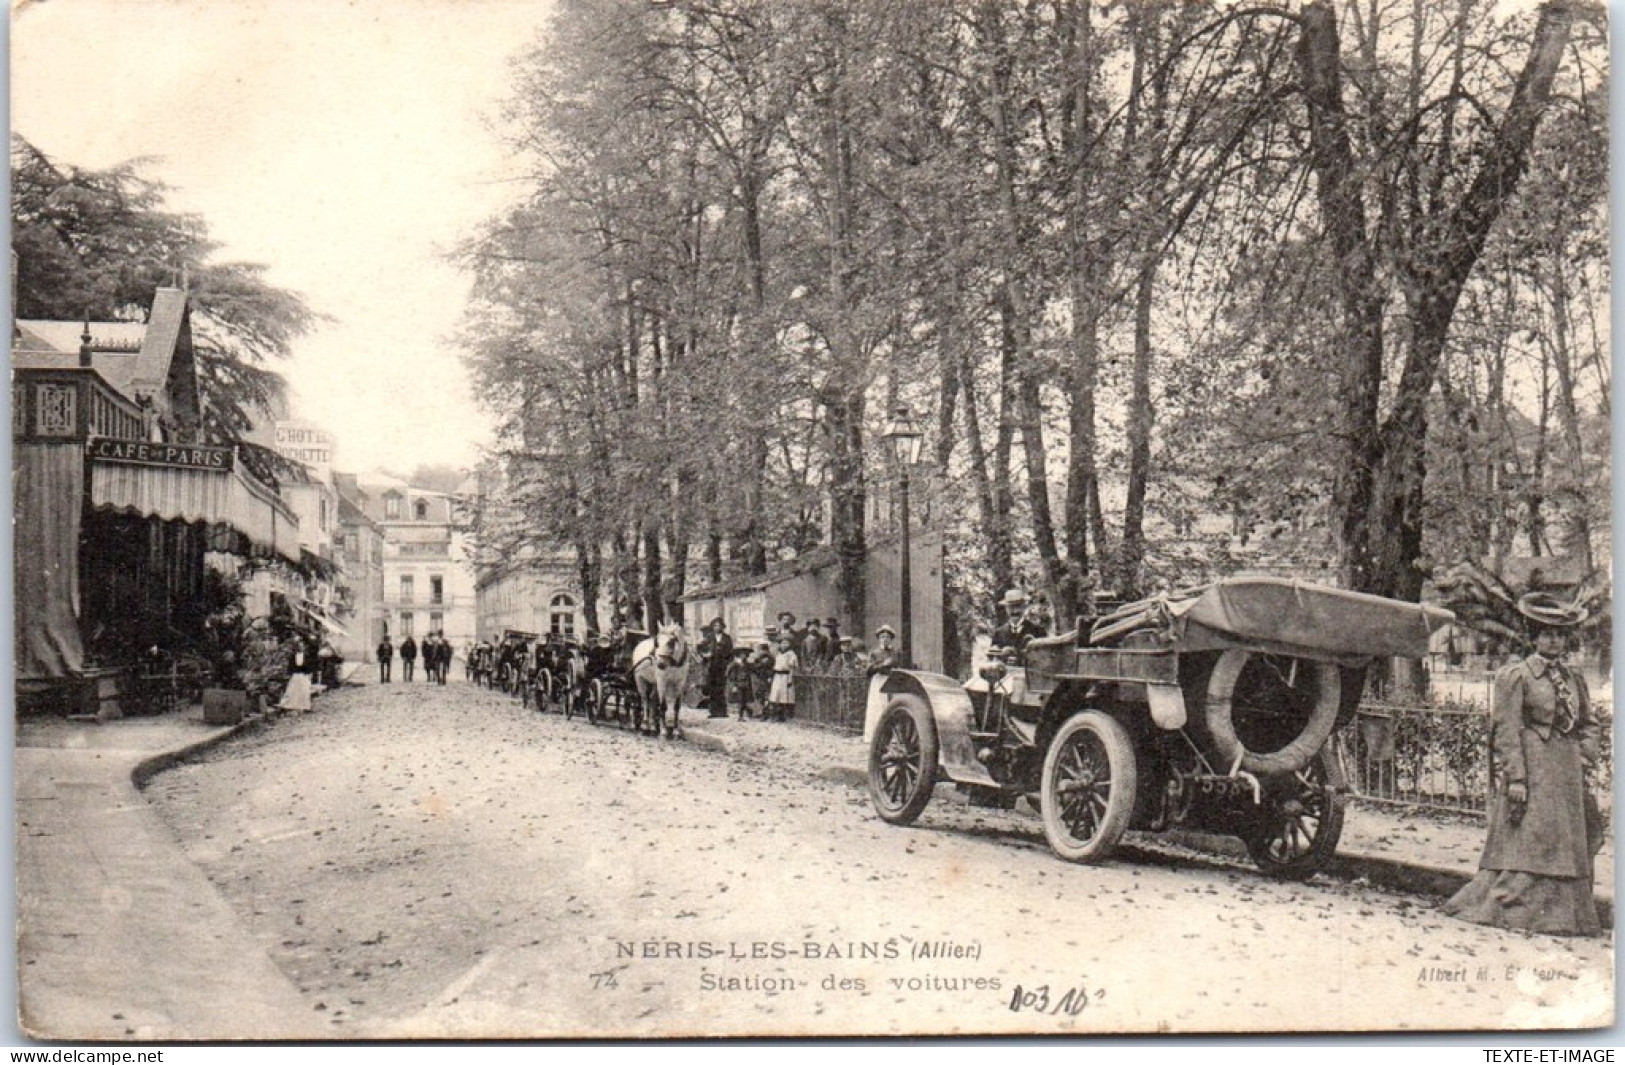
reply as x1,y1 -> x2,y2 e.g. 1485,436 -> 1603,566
87,437 -> 235,471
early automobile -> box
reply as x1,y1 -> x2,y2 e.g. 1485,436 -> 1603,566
868,577 -> 1454,878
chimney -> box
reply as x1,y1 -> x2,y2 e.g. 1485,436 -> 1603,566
79,313 -> 93,368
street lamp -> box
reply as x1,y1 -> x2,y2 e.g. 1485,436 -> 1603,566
882,403 -> 925,668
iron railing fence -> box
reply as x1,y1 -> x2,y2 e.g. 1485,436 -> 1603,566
1332,704 -> 1491,816
791,672 -> 868,732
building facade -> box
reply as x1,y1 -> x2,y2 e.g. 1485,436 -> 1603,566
474,555 -> 603,642
354,473 -> 477,647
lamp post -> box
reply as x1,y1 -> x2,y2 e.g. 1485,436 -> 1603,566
882,404 -> 924,668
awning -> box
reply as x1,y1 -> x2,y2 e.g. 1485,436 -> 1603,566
87,443 -> 303,564
297,596 -> 351,639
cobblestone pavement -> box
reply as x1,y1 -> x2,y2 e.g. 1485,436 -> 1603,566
140,678 -> 1613,1037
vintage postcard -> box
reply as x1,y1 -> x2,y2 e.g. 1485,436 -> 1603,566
11,0 -> 1613,1041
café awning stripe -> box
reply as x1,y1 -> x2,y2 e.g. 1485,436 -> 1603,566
88,451 -> 302,564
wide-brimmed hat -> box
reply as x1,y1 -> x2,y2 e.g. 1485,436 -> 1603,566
710,617 -> 726,629
999,588 -> 1028,608
1517,592 -> 1589,629
875,624 -> 896,638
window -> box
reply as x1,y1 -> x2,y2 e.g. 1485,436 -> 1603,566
430,575 -> 444,605
319,497 -> 329,531
550,593 -> 576,637
400,575 -> 414,603
414,499 -> 429,521
400,612 -> 414,637
384,494 -> 401,520
430,611 -> 443,634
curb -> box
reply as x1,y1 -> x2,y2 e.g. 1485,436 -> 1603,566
681,721 -> 1613,921
129,710 -> 272,789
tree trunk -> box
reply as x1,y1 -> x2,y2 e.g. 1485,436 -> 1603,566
577,539 -> 602,635
1118,261 -> 1156,600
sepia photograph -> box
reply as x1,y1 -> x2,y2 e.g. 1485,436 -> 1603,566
9,0 -> 1615,1042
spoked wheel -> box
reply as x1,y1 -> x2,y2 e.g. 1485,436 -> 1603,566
560,678 -> 576,719
587,680 -> 604,725
1242,747 -> 1346,880
536,672 -> 552,711
1040,711 -> 1138,864
867,695 -> 939,825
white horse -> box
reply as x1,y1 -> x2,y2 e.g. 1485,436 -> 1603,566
632,623 -> 690,738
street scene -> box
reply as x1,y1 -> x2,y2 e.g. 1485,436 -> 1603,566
10,0 -> 1614,1045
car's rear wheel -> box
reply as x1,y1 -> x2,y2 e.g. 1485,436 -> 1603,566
1243,747 -> 1345,880
1041,711 -> 1138,864
868,695 -> 939,825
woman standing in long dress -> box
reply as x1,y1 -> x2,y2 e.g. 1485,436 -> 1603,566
278,642 -> 315,714
1442,594 -> 1602,936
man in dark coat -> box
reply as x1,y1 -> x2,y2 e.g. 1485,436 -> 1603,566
991,588 -> 1047,657
802,619 -> 828,671
400,635 -> 418,682
377,636 -> 394,683
699,618 -> 734,718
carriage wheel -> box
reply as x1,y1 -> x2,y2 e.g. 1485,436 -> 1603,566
867,695 -> 939,825
536,672 -> 551,711
587,680 -> 604,724
562,678 -> 576,720
1040,711 -> 1138,865
1242,747 -> 1346,881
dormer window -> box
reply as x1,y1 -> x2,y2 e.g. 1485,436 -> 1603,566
414,499 -> 429,521
384,493 -> 401,520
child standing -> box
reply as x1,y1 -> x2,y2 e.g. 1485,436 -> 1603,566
768,637 -> 798,722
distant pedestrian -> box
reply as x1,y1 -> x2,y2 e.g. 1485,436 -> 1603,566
377,636 -> 394,683
437,634 -> 451,686
400,636 -> 418,682
768,637 -> 798,722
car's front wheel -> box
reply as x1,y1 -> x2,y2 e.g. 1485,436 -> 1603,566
867,695 -> 939,825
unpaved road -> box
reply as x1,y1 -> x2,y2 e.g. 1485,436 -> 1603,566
144,679 -> 1613,1037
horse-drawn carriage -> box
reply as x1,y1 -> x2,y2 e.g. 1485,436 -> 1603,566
585,625 -> 690,737
495,630 -> 538,695
527,635 -> 585,718
868,577 -> 1453,879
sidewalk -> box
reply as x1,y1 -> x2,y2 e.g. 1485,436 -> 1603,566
16,708 -> 321,1041
680,713 -> 1615,918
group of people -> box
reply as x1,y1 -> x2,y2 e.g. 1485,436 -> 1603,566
691,612 -> 901,723
375,633 -> 454,685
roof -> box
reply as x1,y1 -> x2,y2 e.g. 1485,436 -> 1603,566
15,289 -> 193,413
336,491 -> 379,529
680,544 -> 840,601
132,288 -> 188,398
13,320 -> 150,396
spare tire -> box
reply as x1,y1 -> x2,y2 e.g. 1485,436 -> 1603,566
1202,649 -> 1341,776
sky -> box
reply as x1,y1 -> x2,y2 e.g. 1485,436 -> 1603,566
11,0 -> 555,473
